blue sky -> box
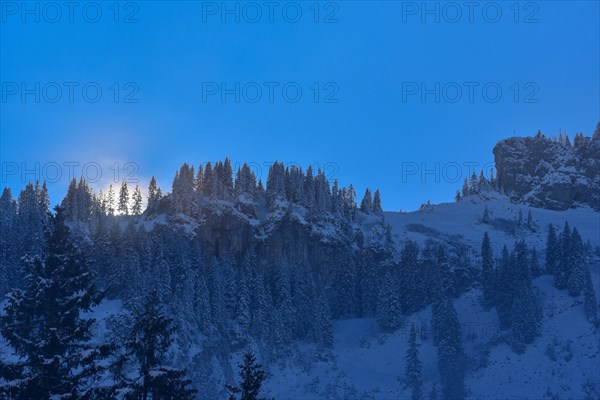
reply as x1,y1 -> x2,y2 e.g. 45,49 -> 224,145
1,1 -> 598,211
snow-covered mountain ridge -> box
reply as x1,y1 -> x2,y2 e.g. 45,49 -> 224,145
1,128 -> 599,400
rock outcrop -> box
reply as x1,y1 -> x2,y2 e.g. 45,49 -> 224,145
493,131 -> 600,211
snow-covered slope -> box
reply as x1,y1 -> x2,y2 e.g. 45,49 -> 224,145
257,192 -> 600,399
384,190 -> 599,259
263,272 -> 600,400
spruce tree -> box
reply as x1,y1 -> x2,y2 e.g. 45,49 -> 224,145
376,272 -> 401,331
481,232 -> 494,310
372,189 -> 383,214
555,222 -> 572,289
545,224 -> 559,275
398,241 -> 425,314
132,185 -> 143,216
461,179 -> 469,198
303,165 -> 316,209
567,228 -> 586,297
495,245 -> 513,330
266,162 -> 287,211
202,162 -> 215,198
478,170 -> 486,191
593,121 -> 600,140
332,259 -> 357,318
118,182 -> 130,215
360,188 -> 373,213
227,351 -> 269,400
106,185 -> 116,216
583,267 -> 599,325
405,326 -> 423,400
530,247 -> 540,277
432,294 -> 466,400
482,205 -> 490,223
147,176 -> 163,213
469,172 -> 478,194
313,292 -> 333,348
526,209 -> 535,230
0,187 -> 18,296
0,206 -> 111,399
118,290 -> 196,400
222,157 -> 234,198
510,241 -> 540,353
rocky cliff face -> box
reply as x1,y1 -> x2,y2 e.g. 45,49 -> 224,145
165,197 -> 389,284
493,134 -> 600,211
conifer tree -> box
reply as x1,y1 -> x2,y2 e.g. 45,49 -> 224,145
527,209 -> 535,230
478,170 -> 486,191
510,241 -> 540,353
545,224 -> 559,275
0,206 -> 111,399
227,351 -> 268,400
202,162 -> 215,198
481,232 -> 494,310
431,294 -> 466,400
63,178 -> 79,220
266,162 -> 287,210
257,179 -> 265,193
147,176 -> 163,213
567,228 -> 586,297
313,292 -> 333,348
593,121 -> 600,140
461,178 -> 469,198
398,241 -> 425,314
565,134 -> 571,146
455,190 -> 461,202
469,172 -> 478,194
303,165 -> 316,208
583,268 -> 599,325
106,185 -> 115,215
376,271 -> 401,331
195,164 -> 204,193
132,185 -> 143,216
495,245 -> 513,329
344,184 -> 357,219
118,182 -> 130,215
16,181 -> 49,256
332,259 -> 357,318
482,205 -> 490,223
555,222 -> 572,289
118,290 -> 196,400
530,247 -> 540,277
330,180 -> 341,213
0,187 -> 18,296
405,326 -> 423,400
372,189 -> 383,214
222,157 -> 234,198
360,188 -> 373,213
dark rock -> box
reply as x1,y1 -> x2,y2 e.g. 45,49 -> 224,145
493,134 -> 600,211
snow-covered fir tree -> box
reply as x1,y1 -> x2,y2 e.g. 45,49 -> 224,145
481,232 -> 495,310
226,351 -> 269,400
360,188 -> 373,213
376,271 -> 401,331
118,182 -> 130,215
0,206 -> 111,399
115,290 -> 196,399
405,326 -> 423,400
132,185 -> 143,216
